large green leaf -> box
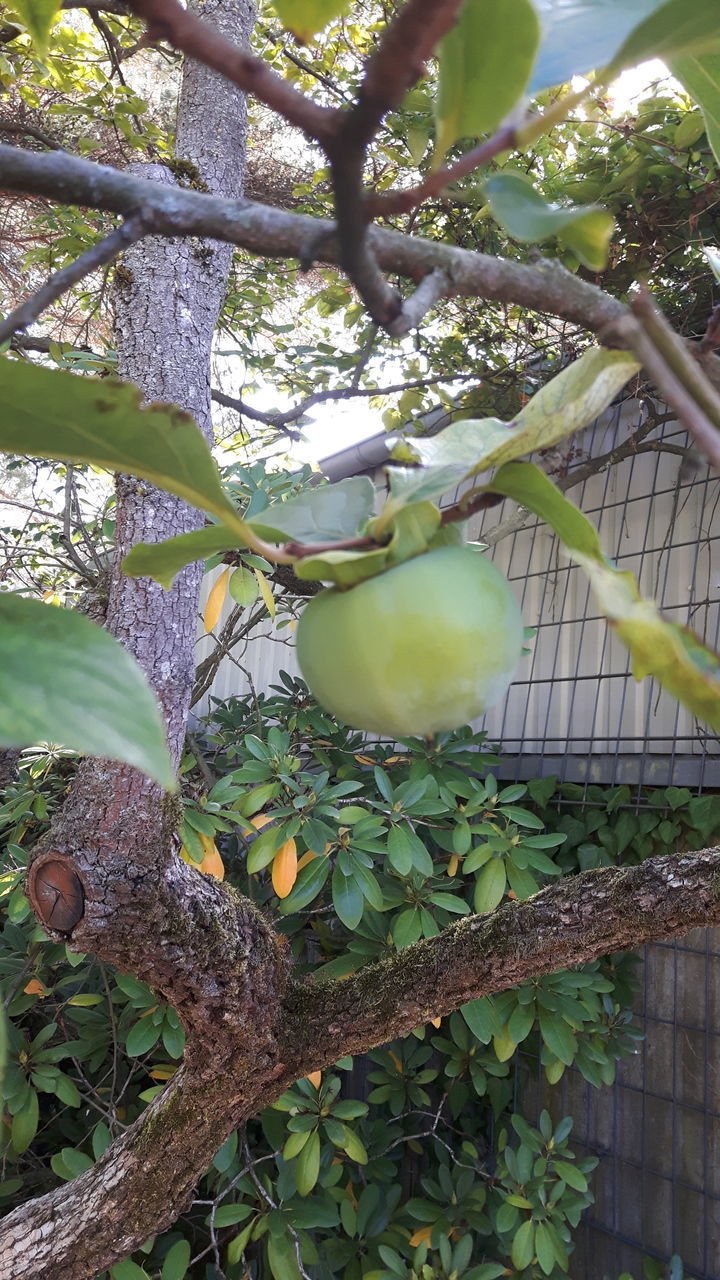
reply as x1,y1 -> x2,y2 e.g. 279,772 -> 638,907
484,173 -> 614,269
271,0 -> 351,41
391,347 -> 638,479
14,0 -> 62,54
435,0 -> 540,161
608,0 -> 720,73
0,359 -> 242,532
247,476 -> 375,544
488,462 -> 720,730
123,526 -> 245,590
669,52 -> 720,165
0,595 -> 174,789
529,0 -> 665,91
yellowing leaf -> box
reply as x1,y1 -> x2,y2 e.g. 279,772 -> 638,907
305,1070 -> 322,1088
254,567 -> 275,620
409,1226 -> 433,1248
198,832 -> 225,880
271,0 -> 352,43
447,854 -> 460,877
296,849 -> 318,873
24,978 -> 48,997
204,568 -> 229,634
150,1066 -> 177,1081
272,838 -> 298,898
430,1016 -> 442,1028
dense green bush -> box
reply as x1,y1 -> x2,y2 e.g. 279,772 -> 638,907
2,678 -> 715,1280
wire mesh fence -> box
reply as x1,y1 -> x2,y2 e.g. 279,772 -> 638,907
470,399 -> 720,1280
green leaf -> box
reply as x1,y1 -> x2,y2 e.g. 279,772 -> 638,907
534,1221 -> 556,1277
510,1219 -> 535,1272
608,0 -> 720,73
277,852 -> 330,914
488,461 -> 720,731
391,347 -> 637,481
267,1230 -> 302,1280
529,0 -> 665,92
473,858 -> 506,913
294,543 -> 390,588
14,0 -> 62,54
331,865 -> 364,930
554,1158 -> 588,1191
484,172 -> 614,269
669,53 -> 720,165
340,1123 -> 368,1164
387,824 -> 414,876
0,595 -> 174,791
538,1008 -> 577,1065
295,1129 -> 321,1195
0,359 -> 243,533
271,0 -> 352,42
461,996 -> 501,1043
125,1016 -> 162,1057
123,527 -> 243,590
111,1262 -> 150,1280
0,994 -> 5,1105
161,1240 -> 191,1280
435,0 -> 540,160
11,1089 -> 38,1153
247,477 -> 375,544
229,566 -> 261,606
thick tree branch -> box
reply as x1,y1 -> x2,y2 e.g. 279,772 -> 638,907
3,844 -> 719,1279
0,146 -> 628,339
285,845 -> 720,1065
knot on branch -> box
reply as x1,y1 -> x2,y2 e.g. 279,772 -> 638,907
29,851 -> 86,933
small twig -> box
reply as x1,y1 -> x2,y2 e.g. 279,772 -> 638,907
212,371 -> 465,429
440,490 -> 504,525
125,0 -> 336,143
0,212 -> 149,346
386,268 -> 451,337
284,534 -> 379,559
610,316 -> 720,473
368,124 -> 516,216
0,117 -> 62,150
350,0 -> 464,150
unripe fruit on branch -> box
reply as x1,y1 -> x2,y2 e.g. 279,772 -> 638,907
296,546 -> 523,737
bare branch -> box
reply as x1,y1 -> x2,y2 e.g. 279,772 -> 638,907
0,212 -> 149,346
0,147 -> 628,339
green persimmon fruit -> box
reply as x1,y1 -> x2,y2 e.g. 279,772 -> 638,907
296,546 -> 524,736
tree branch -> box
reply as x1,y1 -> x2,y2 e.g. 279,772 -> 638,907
3,843 -> 719,1279
0,213 -> 149,346
0,146 -> 628,339
125,0 -> 335,142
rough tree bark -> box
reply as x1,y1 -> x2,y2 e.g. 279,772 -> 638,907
2,6 -> 720,1278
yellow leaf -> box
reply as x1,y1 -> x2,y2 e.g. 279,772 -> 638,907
204,567 -> 230,633
251,813 -> 273,830
150,1066 -> 177,1081
409,1226 -> 433,1248
253,567 -> 275,620
430,1016 -> 441,1028
389,1051 -> 403,1074
272,837 -> 298,898
305,1069 -> 322,1088
198,832 -> 224,880
447,855 -> 459,877
24,978 -> 48,997
353,754 -> 376,765
296,849 -> 317,873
